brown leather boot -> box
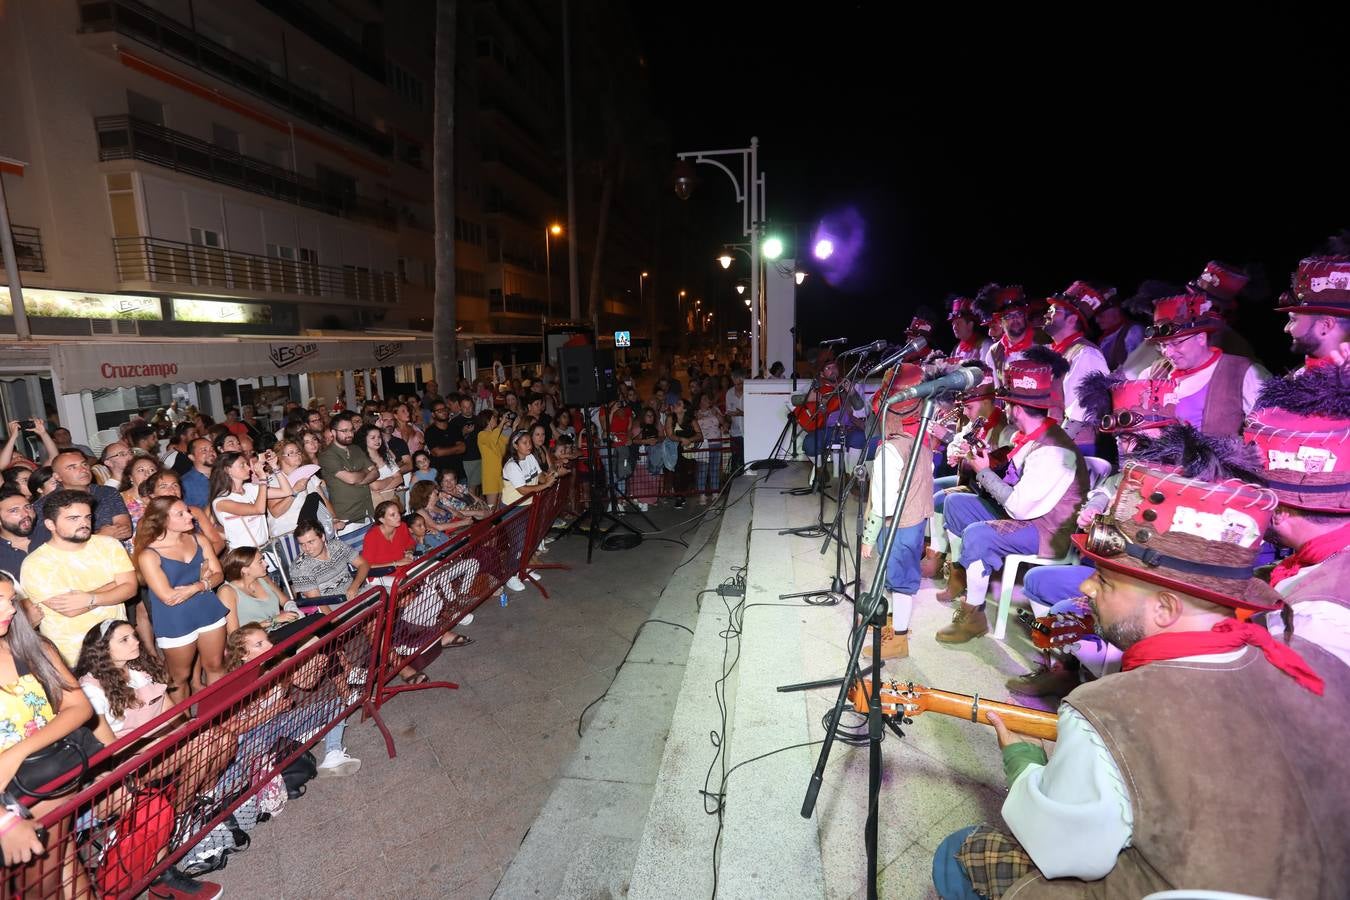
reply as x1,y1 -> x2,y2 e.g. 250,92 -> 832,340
920,548 -> 945,579
935,562 -> 966,602
1006,659 -> 1080,697
861,616 -> 910,661
935,603 -> 989,644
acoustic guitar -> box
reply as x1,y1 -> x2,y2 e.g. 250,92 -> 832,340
1016,608 -> 1096,654
848,678 -> 1058,741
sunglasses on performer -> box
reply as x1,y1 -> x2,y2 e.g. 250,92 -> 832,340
1143,322 -> 1192,340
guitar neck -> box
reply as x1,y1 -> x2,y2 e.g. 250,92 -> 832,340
912,688 -> 1059,741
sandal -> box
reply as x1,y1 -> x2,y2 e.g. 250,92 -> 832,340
440,634 -> 474,649
401,672 -> 429,685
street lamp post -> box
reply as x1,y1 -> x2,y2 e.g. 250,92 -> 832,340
674,137 -> 766,376
545,223 -> 562,320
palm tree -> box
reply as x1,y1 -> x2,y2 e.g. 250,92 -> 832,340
431,0 -> 458,387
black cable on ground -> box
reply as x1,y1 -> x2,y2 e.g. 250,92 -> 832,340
575,618 -> 695,737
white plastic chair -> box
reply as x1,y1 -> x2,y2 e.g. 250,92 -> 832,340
991,456 -> 1114,639
992,544 -> 1080,640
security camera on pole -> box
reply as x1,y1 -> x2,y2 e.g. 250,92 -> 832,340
672,138 -> 765,377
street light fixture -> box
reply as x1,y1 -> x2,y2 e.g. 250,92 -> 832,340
762,236 -> 784,260
717,253 -> 733,270
545,222 -> 563,319
674,137 -> 767,375
795,271 -> 808,286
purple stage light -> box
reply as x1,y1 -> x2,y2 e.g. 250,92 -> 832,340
811,208 -> 864,287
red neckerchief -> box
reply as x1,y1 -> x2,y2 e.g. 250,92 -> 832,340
975,408 -> 1004,443
1050,333 -> 1085,356
1008,418 -> 1057,456
1121,620 -> 1324,696
1270,522 -> 1350,587
1168,348 -> 1222,380
956,339 -> 980,355
1000,330 -> 1034,355
1304,355 -> 1336,369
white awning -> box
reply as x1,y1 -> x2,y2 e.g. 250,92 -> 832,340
47,336 -> 436,392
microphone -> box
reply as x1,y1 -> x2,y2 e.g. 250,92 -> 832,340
837,338 -> 890,357
818,337 -> 849,346
867,336 -> 928,375
885,365 -> 982,405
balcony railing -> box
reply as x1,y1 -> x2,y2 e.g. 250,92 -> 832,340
252,0 -> 386,83
113,236 -> 398,305
96,116 -> 396,229
11,225 -> 45,272
78,0 -> 392,158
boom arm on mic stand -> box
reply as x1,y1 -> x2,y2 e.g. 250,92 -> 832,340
866,336 -> 928,375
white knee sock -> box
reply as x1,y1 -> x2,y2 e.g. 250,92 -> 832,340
947,531 -> 962,565
929,513 -> 948,553
891,591 -> 914,632
965,560 -> 990,608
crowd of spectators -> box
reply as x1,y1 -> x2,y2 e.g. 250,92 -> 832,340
0,349 -> 751,895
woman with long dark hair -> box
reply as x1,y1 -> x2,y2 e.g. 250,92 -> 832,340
140,469 -> 225,556
355,425 -> 403,509
0,570 -> 100,879
208,451 -> 295,551
133,497 -> 230,705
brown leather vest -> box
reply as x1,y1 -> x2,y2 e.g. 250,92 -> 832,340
1199,353 -> 1251,437
891,431 -> 934,528
1280,547 -> 1350,611
1022,424 -> 1088,557
1006,639 -> 1350,899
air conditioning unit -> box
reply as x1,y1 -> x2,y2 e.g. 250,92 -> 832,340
89,318 -> 141,336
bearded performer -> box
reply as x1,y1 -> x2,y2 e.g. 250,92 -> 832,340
977,284 -> 1044,384
1278,254 -> 1350,372
857,365 -> 932,661
933,465 -> 1348,899
1245,361 -> 1350,666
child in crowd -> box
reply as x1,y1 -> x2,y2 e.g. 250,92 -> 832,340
410,450 -> 438,485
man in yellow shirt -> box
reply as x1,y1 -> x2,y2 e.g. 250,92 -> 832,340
19,490 -> 138,665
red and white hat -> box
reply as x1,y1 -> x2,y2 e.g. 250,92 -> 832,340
1147,294 -> 1222,342
1102,379 -> 1179,434
1048,281 -> 1109,325
947,296 -> 978,322
1074,463 -> 1283,611
997,356 -> 1059,409
956,369 -> 997,403
1276,255 -> 1350,318
906,316 -> 934,337
1188,260 -> 1249,310
1243,366 -> 1350,513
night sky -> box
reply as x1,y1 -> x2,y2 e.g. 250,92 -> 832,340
632,5 -> 1348,370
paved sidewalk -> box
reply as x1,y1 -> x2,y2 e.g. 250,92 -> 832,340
210,503 -> 717,900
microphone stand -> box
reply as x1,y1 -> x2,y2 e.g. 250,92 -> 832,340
784,395 -> 939,900
778,348 -> 871,541
779,360 -> 900,603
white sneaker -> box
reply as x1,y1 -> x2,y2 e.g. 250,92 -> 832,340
347,667 -> 368,685
636,501 -> 649,512
506,576 -> 527,592
459,613 -> 474,626
317,748 -> 361,778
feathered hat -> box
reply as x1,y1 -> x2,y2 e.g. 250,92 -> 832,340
1243,364 -> 1350,512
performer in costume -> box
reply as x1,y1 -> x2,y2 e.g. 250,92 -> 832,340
858,365 -> 932,661
1278,254 -> 1350,373
1246,362 -> 1350,666
946,296 -> 992,365
935,353 -> 1088,644
1042,282 -> 1110,454
1141,292 -> 1269,436
934,466 -> 1346,899
921,372 -> 1015,581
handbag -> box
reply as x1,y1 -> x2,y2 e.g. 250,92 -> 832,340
11,726 -> 101,799
95,787 -> 175,896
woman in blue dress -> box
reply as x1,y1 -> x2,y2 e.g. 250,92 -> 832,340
133,496 -> 230,706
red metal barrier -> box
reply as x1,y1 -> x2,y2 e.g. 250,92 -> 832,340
518,478 -> 572,597
568,439 -> 735,504
7,588 -> 387,900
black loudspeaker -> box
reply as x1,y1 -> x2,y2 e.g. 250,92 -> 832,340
558,346 -> 617,406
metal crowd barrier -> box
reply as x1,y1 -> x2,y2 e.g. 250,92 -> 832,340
5,478 -> 577,897
8,588 -> 387,899
566,439 -> 736,507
